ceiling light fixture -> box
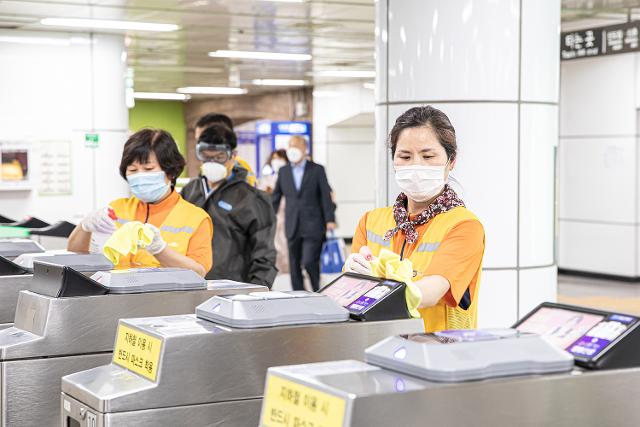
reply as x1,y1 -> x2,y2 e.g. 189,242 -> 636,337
177,86 -> 248,95
209,50 -> 311,61
252,79 -> 308,86
40,18 -> 179,32
312,70 -> 376,78
363,82 -> 375,90
134,92 -> 191,101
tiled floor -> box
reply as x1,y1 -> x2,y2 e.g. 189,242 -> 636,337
558,274 -> 640,315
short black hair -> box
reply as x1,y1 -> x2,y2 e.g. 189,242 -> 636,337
195,113 -> 233,130
198,123 -> 238,150
119,129 -> 185,186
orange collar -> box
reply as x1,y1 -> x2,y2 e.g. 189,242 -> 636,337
138,190 -> 180,214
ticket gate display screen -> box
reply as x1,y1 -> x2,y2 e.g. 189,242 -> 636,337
516,304 -> 638,360
320,274 -> 400,314
319,273 -> 409,321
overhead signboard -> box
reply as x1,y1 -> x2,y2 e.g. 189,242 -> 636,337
561,21 -> 640,60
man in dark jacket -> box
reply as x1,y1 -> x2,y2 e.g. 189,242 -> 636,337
272,136 -> 336,291
181,124 -> 277,288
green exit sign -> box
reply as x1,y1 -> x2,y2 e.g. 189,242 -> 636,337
85,133 -> 100,148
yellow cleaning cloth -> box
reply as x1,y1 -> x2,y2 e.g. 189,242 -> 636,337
103,221 -> 155,265
370,249 -> 422,318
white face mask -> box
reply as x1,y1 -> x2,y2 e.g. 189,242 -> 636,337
271,158 -> 287,173
286,147 -> 304,163
202,162 -> 228,183
394,164 -> 448,202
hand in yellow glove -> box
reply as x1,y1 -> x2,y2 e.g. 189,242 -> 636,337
102,221 -> 155,265
370,249 -> 422,319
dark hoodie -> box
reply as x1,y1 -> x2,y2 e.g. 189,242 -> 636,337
181,166 -> 277,287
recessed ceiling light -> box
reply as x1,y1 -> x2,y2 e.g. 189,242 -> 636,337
177,86 -> 248,95
312,70 -> 376,78
40,18 -> 179,32
134,92 -> 191,101
252,79 -> 308,86
209,50 -> 311,61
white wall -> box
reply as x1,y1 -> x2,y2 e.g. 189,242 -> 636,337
312,83 -> 375,238
559,53 -> 640,277
326,114 -> 376,238
0,31 -> 129,224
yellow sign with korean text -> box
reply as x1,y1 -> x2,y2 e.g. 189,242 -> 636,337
112,324 -> 162,382
261,374 -> 346,427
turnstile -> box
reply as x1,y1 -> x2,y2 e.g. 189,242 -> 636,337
258,305 -> 640,427
0,271 -> 265,427
0,254 -> 113,328
60,291 -> 423,427
0,238 -> 44,259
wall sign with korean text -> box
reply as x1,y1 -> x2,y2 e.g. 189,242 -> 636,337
561,21 -> 640,60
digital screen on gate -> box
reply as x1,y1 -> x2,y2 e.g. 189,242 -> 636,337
516,307 -> 638,359
320,275 -> 399,314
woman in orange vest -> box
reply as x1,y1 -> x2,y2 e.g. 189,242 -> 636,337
344,106 -> 485,332
68,129 -> 213,276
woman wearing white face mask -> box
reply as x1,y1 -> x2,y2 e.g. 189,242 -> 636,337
345,106 -> 485,332
258,149 -> 290,274
67,129 -> 213,276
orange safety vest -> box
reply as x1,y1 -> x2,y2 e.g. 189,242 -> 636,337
363,206 -> 483,332
109,195 -> 209,269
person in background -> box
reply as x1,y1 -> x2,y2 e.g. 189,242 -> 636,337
272,135 -> 336,291
258,149 -> 290,274
181,124 -> 277,288
344,106 -> 485,332
68,129 -> 213,276
194,113 -> 257,187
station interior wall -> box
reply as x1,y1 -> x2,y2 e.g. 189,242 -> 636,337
559,52 -> 640,278
0,31 -> 129,223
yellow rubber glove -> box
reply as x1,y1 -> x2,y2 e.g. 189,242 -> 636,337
102,221 -> 155,265
370,249 -> 422,318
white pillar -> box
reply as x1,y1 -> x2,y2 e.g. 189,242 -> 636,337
375,0 -> 561,327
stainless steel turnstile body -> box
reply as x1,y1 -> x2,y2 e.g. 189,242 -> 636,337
0,283 -> 264,427
0,254 -> 113,327
260,360 -> 640,427
61,315 -> 423,427
0,275 -> 33,327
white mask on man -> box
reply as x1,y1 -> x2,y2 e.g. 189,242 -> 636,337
286,148 -> 304,163
394,164 -> 448,202
202,161 -> 228,183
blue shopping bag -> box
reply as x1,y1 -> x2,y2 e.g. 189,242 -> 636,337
321,234 -> 346,274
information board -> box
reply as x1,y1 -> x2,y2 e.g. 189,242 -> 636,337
562,21 -> 640,60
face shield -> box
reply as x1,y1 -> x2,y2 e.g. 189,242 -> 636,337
196,141 -> 232,164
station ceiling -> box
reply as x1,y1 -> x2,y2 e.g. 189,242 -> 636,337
0,0 -> 636,97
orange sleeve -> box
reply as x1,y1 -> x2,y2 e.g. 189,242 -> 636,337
351,212 -> 369,254
186,216 -> 213,273
423,220 -> 485,307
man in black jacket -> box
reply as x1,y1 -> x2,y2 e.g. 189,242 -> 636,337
181,124 -> 277,288
272,136 -> 336,291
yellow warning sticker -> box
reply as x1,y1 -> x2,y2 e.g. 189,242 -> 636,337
261,374 -> 346,427
112,324 -> 162,382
